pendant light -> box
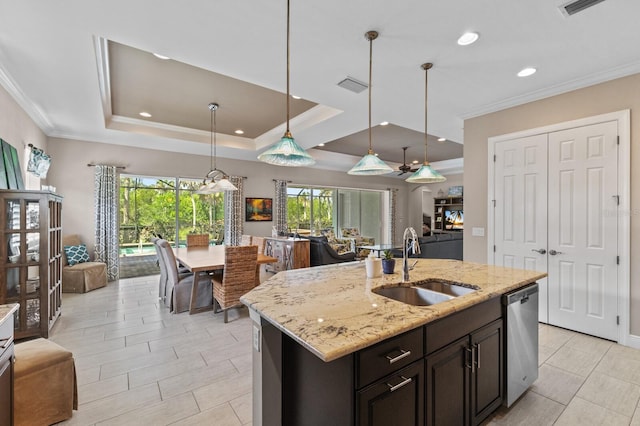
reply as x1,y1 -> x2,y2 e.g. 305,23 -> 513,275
406,63 -> 446,183
195,103 -> 238,194
348,31 -> 393,176
257,0 -> 315,167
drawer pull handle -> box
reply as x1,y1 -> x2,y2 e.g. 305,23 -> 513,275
475,343 -> 481,369
387,376 -> 412,392
1,337 -> 13,349
385,349 -> 411,364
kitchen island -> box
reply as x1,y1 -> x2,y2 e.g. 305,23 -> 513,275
241,259 -> 546,426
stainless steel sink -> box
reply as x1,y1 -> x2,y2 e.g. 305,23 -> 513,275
372,286 -> 454,306
413,280 -> 478,297
372,281 -> 477,306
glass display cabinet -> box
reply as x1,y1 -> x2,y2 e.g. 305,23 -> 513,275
0,190 -> 63,339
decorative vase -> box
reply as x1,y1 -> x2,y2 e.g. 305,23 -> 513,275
382,258 -> 396,274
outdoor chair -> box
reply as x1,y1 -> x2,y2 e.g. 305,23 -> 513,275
212,245 -> 258,322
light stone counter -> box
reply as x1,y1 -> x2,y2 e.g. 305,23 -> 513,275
241,259 -> 546,362
0,304 -> 19,326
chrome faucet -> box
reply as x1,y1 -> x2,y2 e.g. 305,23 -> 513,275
402,227 -> 421,282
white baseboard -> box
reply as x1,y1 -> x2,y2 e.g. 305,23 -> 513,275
623,333 -> 640,349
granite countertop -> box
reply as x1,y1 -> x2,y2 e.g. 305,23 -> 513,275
0,303 -> 19,325
241,259 -> 546,362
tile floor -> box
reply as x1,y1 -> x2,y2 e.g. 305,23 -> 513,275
49,275 -> 640,425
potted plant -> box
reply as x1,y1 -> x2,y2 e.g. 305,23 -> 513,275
381,250 -> 396,274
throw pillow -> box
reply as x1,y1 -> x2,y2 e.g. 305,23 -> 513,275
64,244 -> 90,266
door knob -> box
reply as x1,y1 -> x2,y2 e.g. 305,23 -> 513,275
549,249 -> 563,255
531,248 -> 546,254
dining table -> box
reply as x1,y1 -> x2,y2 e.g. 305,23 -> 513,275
174,245 -> 278,314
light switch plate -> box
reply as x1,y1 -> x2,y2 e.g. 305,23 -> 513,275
472,227 -> 485,237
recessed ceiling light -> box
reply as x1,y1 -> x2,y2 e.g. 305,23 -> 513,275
234,129 -> 244,135
374,153 -> 379,157
457,32 -> 479,46
438,137 -> 446,142
412,160 -> 420,164
139,111 -> 152,118
152,53 -> 170,60
318,143 -> 325,147
517,67 -> 537,77
291,95 -> 301,99
380,121 -> 389,126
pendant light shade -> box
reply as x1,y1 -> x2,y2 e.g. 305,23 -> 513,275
406,63 -> 446,184
258,0 -> 314,167
348,31 -> 393,176
196,103 -> 238,194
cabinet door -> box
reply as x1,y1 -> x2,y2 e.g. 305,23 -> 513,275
357,360 -> 424,426
470,319 -> 504,425
426,336 -> 469,426
0,343 -> 13,426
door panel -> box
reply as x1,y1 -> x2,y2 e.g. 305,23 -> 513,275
494,134 -> 549,323
547,121 -> 618,340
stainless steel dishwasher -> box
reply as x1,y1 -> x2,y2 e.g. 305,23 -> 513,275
503,283 -> 539,407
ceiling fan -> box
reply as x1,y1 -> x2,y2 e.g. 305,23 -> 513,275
397,147 -> 419,176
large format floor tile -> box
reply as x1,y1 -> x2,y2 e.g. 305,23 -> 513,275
49,274 -> 640,425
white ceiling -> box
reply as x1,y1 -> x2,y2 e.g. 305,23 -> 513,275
1,0 -> 639,175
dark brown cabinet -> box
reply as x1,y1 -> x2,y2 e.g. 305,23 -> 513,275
0,190 -> 63,339
425,298 -> 504,426
357,360 -> 424,426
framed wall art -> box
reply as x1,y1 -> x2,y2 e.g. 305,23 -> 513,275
246,197 -> 273,222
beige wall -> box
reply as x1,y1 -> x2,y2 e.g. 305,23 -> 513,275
0,85 -> 48,189
46,137 -> 410,252
463,72 -> 640,334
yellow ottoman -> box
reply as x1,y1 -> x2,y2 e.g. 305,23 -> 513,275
14,338 -> 78,426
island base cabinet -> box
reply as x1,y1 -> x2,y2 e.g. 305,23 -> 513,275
426,318 -> 504,426
357,360 -> 424,426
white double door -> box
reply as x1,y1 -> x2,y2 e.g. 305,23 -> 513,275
493,120 -> 619,341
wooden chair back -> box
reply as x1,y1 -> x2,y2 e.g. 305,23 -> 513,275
213,245 -> 258,312
187,234 -> 209,247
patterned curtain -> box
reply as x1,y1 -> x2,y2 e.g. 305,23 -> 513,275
224,176 -> 244,246
274,179 -> 288,235
389,188 -> 398,245
94,165 -> 119,281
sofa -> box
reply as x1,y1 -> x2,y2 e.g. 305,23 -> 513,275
393,232 -> 463,260
299,235 -> 357,267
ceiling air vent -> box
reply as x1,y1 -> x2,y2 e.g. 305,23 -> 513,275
337,76 -> 368,94
560,0 -> 607,16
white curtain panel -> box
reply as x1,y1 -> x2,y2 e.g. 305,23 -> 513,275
224,176 -> 244,246
94,165 -> 120,280
274,179 -> 288,236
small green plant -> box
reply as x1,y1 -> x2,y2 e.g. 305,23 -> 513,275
382,249 -> 393,260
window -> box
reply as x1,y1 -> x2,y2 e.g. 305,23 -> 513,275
119,175 -> 225,254
287,185 -> 384,242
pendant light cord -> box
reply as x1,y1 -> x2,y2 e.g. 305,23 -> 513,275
213,106 -> 217,170
368,33 -> 372,154
286,0 -> 290,134
422,63 -> 433,165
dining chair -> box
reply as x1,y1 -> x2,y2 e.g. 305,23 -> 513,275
212,245 -> 258,323
158,239 -> 211,313
240,235 -> 252,246
187,233 -> 210,247
150,237 -> 166,302
252,236 -> 266,254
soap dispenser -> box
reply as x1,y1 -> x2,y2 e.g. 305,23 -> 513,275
365,251 -> 382,278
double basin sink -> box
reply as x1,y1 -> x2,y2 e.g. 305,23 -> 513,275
372,280 -> 477,306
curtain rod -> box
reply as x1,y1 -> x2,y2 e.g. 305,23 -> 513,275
87,163 -> 126,170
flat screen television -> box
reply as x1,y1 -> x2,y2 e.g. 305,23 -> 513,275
444,209 -> 464,230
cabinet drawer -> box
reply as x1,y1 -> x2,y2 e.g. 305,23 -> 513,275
425,297 -> 501,355
356,327 -> 423,388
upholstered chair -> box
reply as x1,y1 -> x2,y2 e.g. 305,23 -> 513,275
157,239 -> 211,313
61,235 -> 107,293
